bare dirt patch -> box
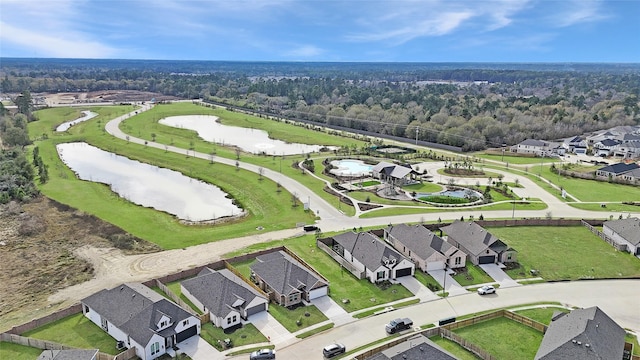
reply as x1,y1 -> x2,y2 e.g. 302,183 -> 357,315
0,197 -> 160,332
42,90 -> 181,106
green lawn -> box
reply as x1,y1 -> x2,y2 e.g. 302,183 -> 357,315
165,280 -> 204,315
199,322 -> 268,351
476,153 -> 560,165
453,317 -> 543,360
414,269 -> 442,292
429,337 -> 482,360
402,182 -> 443,193
452,262 -> 494,286
22,313 -> 119,355
569,202 -> 640,213
0,342 -> 45,360
358,199 -> 546,218
514,307 -> 569,324
488,226 -> 640,280
268,304 -> 328,332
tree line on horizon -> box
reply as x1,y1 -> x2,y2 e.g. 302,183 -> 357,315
1,60 -> 639,151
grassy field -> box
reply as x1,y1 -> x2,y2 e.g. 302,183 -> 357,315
452,262 -> 494,286
199,322 -> 268,351
476,153 -> 560,165
268,304 -> 328,332
0,342 -> 46,360
22,313 -> 119,355
488,226 -> 640,280
453,317 -> 544,359
514,307 -> 569,324
569,202 -> 640,213
358,200 -> 546,218
429,337 -> 481,360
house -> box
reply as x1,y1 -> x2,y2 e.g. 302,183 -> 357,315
365,334 -> 457,360
534,306 -> 626,360
595,162 -> 640,180
81,283 -> 201,360
37,349 -> 98,360
515,139 -> 547,156
613,141 -> 640,159
440,221 -> 517,265
384,224 -> 466,271
371,161 -> 414,185
327,231 -> 414,283
250,250 -> 328,307
603,217 -> 640,255
181,268 -> 268,330
563,136 -> 587,154
593,138 -> 620,157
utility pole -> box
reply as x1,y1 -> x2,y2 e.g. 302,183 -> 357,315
415,127 -> 419,145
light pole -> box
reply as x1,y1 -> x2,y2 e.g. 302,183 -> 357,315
415,127 -> 419,145
442,266 -> 447,297
512,198 -> 516,219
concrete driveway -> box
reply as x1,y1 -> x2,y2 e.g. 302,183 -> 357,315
176,335 -> 221,360
396,276 -> 439,302
311,296 -> 354,326
248,311 -> 294,345
427,269 -> 468,296
479,263 -> 520,288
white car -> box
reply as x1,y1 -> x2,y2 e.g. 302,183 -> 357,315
477,285 -> 496,295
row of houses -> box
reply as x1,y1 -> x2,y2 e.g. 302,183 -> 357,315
319,221 -> 518,284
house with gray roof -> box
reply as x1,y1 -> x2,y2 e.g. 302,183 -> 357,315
440,221 -> 517,265
593,138 -> 621,157
534,306 -> 626,360
81,283 -> 200,360
37,349 -> 98,360
613,141 -> 640,159
563,136 -> 587,154
327,231 -> 414,283
595,162 -> 640,180
372,161 -> 414,186
365,334 -> 457,360
384,224 -> 466,271
603,217 -> 640,255
181,268 -> 268,330
250,250 -> 328,307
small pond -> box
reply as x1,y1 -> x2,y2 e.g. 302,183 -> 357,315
56,110 -> 98,132
159,115 -> 336,155
329,159 -> 373,177
56,142 -> 242,222
416,188 -> 483,203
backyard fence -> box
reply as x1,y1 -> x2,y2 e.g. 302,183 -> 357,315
0,333 -> 136,360
5,303 -> 82,335
316,238 -> 365,280
581,220 -> 629,252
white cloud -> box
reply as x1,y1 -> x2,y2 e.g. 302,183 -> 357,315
283,45 -> 324,58
552,0 -> 609,27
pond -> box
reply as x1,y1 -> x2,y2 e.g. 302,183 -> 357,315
56,142 -> 242,222
329,159 -> 373,177
56,110 -> 98,132
416,188 -> 483,203
159,115 -> 335,155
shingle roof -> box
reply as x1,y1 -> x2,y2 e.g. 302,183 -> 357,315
597,162 -> 640,174
535,306 -> 625,360
386,224 -> 454,260
519,139 -> 547,147
365,334 -> 457,360
440,221 -> 499,256
250,251 -> 327,296
181,268 -> 267,319
332,231 -> 409,271
598,139 -> 620,147
604,217 -> 640,246
37,350 -> 98,360
82,283 -> 193,346
372,161 -> 413,179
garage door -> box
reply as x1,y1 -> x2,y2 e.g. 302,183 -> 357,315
308,286 -> 328,300
246,303 -> 266,317
478,256 -> 496,264
176,325 -> 197,343
426,261 -> 445,271
395,267 -> 412,277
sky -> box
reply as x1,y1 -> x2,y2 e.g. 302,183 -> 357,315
0,0 -> 638,62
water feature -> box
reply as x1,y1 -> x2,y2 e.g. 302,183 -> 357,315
56,110 -> 98,132
329,159 -> 374,177
416,188 -> 483,203
159,115 -> 336,155
56,142 -> 242,222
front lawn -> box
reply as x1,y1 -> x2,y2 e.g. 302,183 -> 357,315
268,304 -> 328,332
488,226 -> 640,280
199,322 -> 268,351
414,269 -> 442,292
453,317 -> 543,359
22,313 -> 118,355
0,342 -> 45,360
452,263 -> 494,286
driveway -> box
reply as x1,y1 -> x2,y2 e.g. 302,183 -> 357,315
396,276 -> 439,302
479,263 -> 520,288
176,335 -> 221,360
311,296 -> 354,326
248,311 -> 294,345
427,269 -> 468,296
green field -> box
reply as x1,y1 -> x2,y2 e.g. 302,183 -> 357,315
476,153 -> 560,165
0,342 -> 46,360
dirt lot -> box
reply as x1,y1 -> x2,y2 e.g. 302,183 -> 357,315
0,197 -> 160,332
40,90 -> 181,106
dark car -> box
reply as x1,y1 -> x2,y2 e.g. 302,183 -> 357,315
250,348 -> 275,360
323,343 -> 346,358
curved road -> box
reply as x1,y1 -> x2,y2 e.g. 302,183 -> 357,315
45,104 -> 639,350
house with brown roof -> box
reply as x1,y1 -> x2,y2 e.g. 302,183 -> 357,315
384,224 -> 466,271
440,221 -> 517,265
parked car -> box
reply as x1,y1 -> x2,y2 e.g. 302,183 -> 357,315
385,318 -> 413,334
303,225 -> 319,232
477,285 -> 496,295
250,348 -> 276,360
323,343 -> 346,358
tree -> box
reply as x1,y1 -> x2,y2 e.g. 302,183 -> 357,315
14,90 -> 33,115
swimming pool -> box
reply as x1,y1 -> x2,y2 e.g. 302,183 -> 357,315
329,159 -> 374,177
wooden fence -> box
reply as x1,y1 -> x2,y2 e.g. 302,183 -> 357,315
316,238 -> 364,280
5,304 -> 82,335
582,220 -> 629,252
